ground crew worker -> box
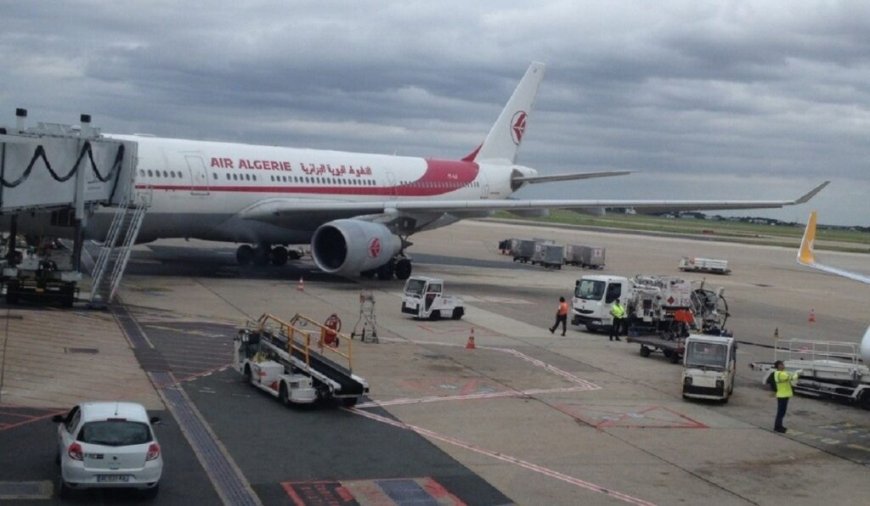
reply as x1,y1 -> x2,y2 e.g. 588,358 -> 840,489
609,300 -> 626,341
773,360 -> 799,433
549,296 -> 569,336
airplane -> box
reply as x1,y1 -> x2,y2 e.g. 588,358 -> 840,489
22,62 -> 828,281
796,210 -> 870,361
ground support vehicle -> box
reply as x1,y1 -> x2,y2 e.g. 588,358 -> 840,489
2,252 -> 79,307
234,313 -> 369,407
531,242 -> 564,269
572,274 -> 730,336
627,333 -> 688,363
53,402 -> 162,498
510,238 -> 536,263
679,256 -> 730,275
401,276 -> 464,320
749,339 -> 870,409
564,244 -> 605,269
682,334 -> 736,402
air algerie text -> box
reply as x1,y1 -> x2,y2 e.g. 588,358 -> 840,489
210,157 -> 374,177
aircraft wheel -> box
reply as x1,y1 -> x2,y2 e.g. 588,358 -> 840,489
376,262 -> 394,280
271,247 -> 288,266
288,249 -> 302,260
360,270 -> 375,279
394,258 -> 412,280
236,245 -> 254,265
640,346 -> 651,358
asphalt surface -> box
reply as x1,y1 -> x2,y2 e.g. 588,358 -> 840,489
1,219 -> 868,505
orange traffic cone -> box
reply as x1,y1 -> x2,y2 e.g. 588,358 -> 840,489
297,277 -> 305,292
466,328 -> 476,349
808,308 -> 816,323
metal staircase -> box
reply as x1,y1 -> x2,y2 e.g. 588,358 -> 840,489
89,196 -> 147,305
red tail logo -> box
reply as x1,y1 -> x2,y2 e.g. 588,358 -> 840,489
511,111 -> 527,145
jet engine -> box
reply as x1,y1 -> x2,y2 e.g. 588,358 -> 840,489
311,219 -> 402,275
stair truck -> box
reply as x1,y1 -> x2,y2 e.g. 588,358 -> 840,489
571,274 -> 730,362
234,313 -> 369,407
401,276 -> 465,320
682,334 -> 737,402
750,339 -> 870,409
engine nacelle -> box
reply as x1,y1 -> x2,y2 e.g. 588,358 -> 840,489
311,219 -> 402,275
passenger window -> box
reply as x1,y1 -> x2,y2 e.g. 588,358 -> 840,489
605,283 -> 622,304
65,406 -> 81,434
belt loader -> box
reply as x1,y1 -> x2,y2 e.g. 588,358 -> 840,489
750,338 -> 870,409
234,313 -> 369,407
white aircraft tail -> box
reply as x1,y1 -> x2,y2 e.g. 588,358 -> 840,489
468,62 -> 545,165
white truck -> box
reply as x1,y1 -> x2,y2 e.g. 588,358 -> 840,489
678,256 -> 730,275
750,339 -> 870,409
682,334 -> 737,402
401,276 -> 465,320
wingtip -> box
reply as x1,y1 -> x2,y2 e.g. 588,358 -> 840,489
795,181 -> 830,204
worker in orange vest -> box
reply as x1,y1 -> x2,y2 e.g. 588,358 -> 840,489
549,297 -> 570,336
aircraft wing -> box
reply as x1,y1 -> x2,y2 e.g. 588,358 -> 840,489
797,210 -> 870,284
512,170 -> 632,184
240,181 -> 830,221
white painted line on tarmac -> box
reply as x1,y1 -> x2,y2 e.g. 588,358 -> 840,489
351,409 -> 657,506
356,385 -> 594,408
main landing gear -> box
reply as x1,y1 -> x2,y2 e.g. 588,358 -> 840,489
361,255 -> 413,281
236,243 -> 302,267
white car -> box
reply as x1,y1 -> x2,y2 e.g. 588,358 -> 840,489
53,401 -> 162,498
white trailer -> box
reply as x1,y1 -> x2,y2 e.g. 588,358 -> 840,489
678,257 -> 730,275
750,339 -> 870,409
682,334 -> 736,402
564,244 -> 605,269
401,276 -> 465,320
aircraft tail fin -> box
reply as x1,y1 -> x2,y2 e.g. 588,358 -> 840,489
470,62 -> 546,165
797,211 -> 818,266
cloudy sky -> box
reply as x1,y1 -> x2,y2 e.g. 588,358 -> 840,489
2,1 -> 869,225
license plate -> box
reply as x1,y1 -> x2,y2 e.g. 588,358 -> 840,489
96,474 -> 130,483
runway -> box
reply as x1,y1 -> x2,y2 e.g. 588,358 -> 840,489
0,219 -> 868,505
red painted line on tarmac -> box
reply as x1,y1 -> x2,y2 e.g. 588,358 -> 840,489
349,408 -> 657,506
0,410 -> 65,432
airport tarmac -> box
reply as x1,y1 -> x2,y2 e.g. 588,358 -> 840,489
0,219 -> 868,506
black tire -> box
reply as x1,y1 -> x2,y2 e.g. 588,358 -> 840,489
451,307 -> 464,320
236,245 -> 254,265
376,262 -> 394,280
5,281 -> 19,305
640,346 -> 651,358
342,397 -> 358,408
271,247 -> 289,266
142,483 -> 159,499
57,477 -> 71,499
430,310 -> 441,321
279,382 -> 291,406
360,269 -> 375,279
670,353 -> 682,364
243,364 -> 252,384
394,259 -> 412,280
663,349 -> 674,359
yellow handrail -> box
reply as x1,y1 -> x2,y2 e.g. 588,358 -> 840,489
253,313 -> 354,372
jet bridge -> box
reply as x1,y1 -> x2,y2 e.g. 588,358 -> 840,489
0,109 -> 140,306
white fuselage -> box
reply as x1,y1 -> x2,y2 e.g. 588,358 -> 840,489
96,135 -> 520,245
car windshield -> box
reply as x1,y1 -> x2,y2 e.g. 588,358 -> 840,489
78,421 -> 152,446
404,279 -> 426,296
575,280 -> 605,301
685,342 -> 727,369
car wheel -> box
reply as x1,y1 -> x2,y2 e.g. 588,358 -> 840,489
280,382 -> 291,407
142,483 -> 160,499
57,476 -> 71,499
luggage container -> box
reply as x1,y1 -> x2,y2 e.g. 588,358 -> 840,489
565,244 -> 606,269
531,242 -> 564,269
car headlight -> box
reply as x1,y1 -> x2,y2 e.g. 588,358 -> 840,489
683,376 -> 692,385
